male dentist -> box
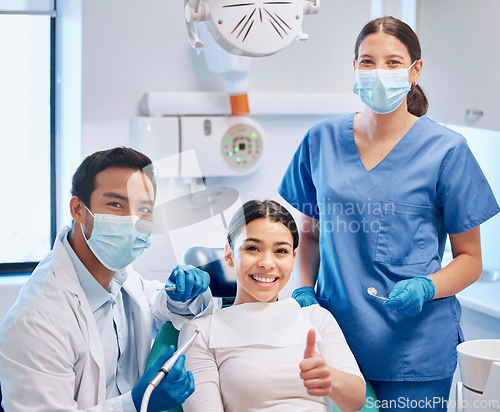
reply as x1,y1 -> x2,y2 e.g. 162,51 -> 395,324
0,147 -> 211,411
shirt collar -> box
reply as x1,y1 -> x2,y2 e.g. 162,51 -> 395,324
109,269 -> 127,301
62,228 -> 127,312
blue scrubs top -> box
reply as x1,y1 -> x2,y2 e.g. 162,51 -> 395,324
279,113 -> 499,382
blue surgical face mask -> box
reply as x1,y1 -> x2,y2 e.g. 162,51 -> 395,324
353,61 -> 416,114
81,206 -> 152,271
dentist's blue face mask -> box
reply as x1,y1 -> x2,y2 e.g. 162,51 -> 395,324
81,206 -> 152,271
353,61 -> 416,114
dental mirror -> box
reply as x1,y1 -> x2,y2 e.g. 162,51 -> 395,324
367,287 -> 389,301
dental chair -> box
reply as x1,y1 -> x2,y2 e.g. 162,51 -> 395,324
147,246 -> 378,411
182,246 -> 237,308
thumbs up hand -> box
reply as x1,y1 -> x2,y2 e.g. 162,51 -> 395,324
299,329 -> 333,397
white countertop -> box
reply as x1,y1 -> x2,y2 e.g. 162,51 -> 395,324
457,280 -> 500,320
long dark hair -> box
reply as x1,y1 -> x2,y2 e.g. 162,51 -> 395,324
354,16 -> 428,117
227,200 -> 299,250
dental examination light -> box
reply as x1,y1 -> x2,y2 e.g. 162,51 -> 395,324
185,0 -> 320,57
184,0 -> 320,115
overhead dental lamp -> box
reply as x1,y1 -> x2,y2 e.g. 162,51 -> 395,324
185,0 -> 320,57
184,0 -> 320,115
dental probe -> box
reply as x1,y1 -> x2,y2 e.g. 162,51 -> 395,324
367,287 -> 389,301
140,329 -> 199,412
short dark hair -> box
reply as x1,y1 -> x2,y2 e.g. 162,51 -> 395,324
71,147 -> 157,207
227,200 -> 299,250
354,16 -> 428,117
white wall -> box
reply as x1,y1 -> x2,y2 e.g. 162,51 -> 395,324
448,125 -> 500,270
418,0 -> 500,130
79,0 -> 370,153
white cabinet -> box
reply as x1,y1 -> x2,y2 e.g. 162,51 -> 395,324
418,1 -> 500,130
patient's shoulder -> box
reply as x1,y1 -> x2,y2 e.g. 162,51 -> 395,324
300,303 -> 332,316
300,304 -> 340,326
190,311 -> 213,328
178,313 -> 214,352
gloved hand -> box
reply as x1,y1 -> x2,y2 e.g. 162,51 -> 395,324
166,265 -> 210,303
292,286 -> 319,307
384,276 -> 435,317
131,345 -> 194,412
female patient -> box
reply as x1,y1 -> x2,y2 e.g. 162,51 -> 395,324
179,200 -> 365,412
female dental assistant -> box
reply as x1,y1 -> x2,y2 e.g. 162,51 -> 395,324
279,16 -> 499,411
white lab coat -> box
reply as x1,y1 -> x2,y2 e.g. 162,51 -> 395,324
0,226 -> 210,411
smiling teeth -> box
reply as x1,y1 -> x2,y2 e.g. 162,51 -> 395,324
252,275 -> 277,283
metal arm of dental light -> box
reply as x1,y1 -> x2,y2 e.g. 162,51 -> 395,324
304,0 -> 320,14
184,0 -> 208,52
299,0 -> 320,40
140,330 -> 199,412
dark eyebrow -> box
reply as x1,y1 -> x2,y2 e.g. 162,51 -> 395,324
358,54 -> 405,60
244,238 -> 292,248
103,192 -> 128,201
244,238 -> 262,244
275,241 -> 292,247
386,54 -> 405,60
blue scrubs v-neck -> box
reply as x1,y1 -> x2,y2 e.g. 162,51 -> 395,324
344,113 -> 421,197
279,113 -> 499,382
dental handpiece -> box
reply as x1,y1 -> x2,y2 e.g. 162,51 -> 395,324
149,329 -> 199,387
141,329 -> 200,412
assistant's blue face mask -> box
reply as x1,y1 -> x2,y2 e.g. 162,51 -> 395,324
81,206 -> 152,271
353,61 -> 416,114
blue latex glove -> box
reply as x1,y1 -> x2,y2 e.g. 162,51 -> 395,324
166,265 -> 210,303
384,276 -> 435,317
131,345 -> 194,412
292,286 -> 319,307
